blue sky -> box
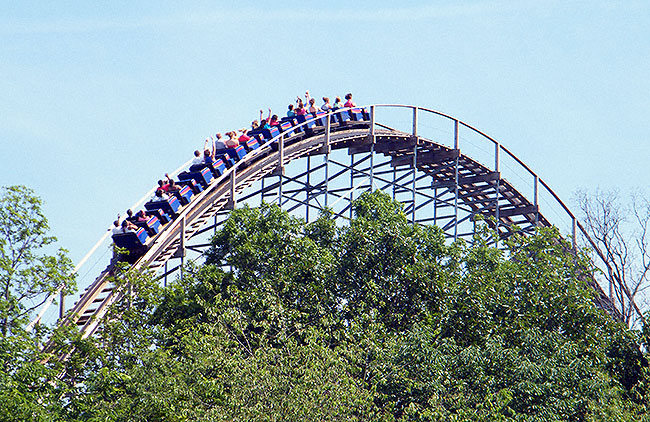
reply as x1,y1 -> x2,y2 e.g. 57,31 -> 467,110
1,1 -> 649,270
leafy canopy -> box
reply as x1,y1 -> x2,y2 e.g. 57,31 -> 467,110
57,191 -> 650,421
0,185 -> 75,336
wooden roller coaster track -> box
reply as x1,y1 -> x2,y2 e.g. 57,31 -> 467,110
34,105 -> 630,349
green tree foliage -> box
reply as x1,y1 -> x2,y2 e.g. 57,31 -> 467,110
0,185 -> 78,421
0,185 -> 76,336
67,191 -> 649,421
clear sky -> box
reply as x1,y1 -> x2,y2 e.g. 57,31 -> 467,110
1,1 -> 649,272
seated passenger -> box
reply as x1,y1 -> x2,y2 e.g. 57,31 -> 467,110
259,120 -> 271,130
125,209 -> 136,223
305,91 -> 321,113
269,115 -> 280,127
135,210 -> 150,223
224,131 -> 239,148
112,219 -> 138,235
111,220 -> 122,234
295,98 -> 307,116
158,179 -> 171,192
259,108 -> 272,125
344,93 -> 356,108
251,120 -> 259,130
238,128 -> 251,144
321,97 -> 332,111
191,150 -> 204,166
167,179 -> 181,193
308,98 -> 321,113
203,137 -> 215,157
214,133 -> 226,150
287,104 -> 296,117
151,189 -> 169,202
156,173 -> 177,193
332,96 -> 344,110
203,149 -> 214,166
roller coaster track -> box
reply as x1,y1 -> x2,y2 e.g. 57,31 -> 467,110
34,104 -> 629,344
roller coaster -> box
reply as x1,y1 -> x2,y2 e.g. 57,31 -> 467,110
29,103 -> 626,340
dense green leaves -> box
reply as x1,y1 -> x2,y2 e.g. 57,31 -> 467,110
0,185 -> 76,336
6,190 -> 649,420
0,185 -> 79,421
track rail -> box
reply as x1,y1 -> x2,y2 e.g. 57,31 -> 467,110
37,104 -> 626,343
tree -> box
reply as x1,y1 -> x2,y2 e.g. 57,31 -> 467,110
63,192 -> 647,421
575,188 -> 650,326
0,185 -> 76,336
0,186 -> 80,421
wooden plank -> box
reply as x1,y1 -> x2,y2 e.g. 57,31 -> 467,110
348,144 -> 372,155
373,138 -> 416,153
391,149 -> 460,167
457,171 -> 500,186
481,204 -> 538,218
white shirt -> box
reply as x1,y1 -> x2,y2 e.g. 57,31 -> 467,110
112,226 -> 135,235
151,192 -> 169,202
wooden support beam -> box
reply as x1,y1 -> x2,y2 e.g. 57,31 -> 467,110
348,137 -> 414,156
433,171 -> 500,188
391,149 -> 460,167
374,138 -> 416,153
481,204 -> 538,218
457,171 -> 500,186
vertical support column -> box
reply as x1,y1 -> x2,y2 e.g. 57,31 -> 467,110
229,167 -> 237,209
454,120 -> 460,240
277,134 -> 285,174
369,108 -> 375,192
59,290 -> 65,320
572,217 -> 577,251
179,216 -> 186,282
412,106 -> 418,137
370,144 -> 375,192
322,113 -> 331,209
306,155 -> 311,222
433,186 -> 438,224
324,151 -> 329,208
164,261 -> 168,287
370,105 -> 375,140
369,102 -> 376,192
412,141 -> 417,224
350,153 -> 354,219
276,134 -> 285,207
180,256 -> 184,282
392,166 -> 396,200
325,113 -> 331,153
178,217 -> 186,256
533,175 -> 539,225
278,171 -> 282,207
495,143 -> 501,245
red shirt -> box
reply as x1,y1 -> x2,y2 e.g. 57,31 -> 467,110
238,134 -> 251,143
